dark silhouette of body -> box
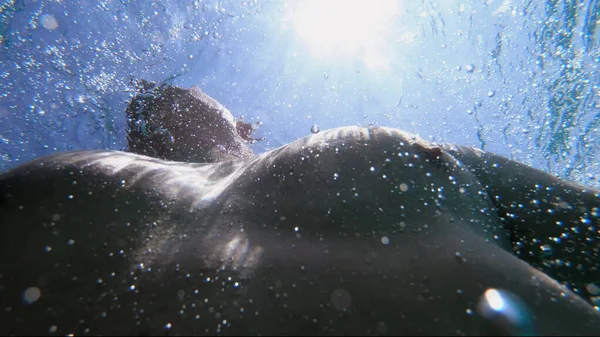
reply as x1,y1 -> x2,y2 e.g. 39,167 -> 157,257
1,84 -> 599,335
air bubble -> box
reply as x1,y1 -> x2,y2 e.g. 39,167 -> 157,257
376,321 -> 388,333
476,288 -> 535,335
331,289 -> 352,310
23,287 -> 41,304
310,125 -> 320,134
586,283 -> 600,295
540,244 -> 552,255
40,14 -> 59,30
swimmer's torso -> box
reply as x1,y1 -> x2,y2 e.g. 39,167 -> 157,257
1,126 -> 599,335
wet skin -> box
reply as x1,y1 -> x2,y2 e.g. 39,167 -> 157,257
1,126 -> 599,335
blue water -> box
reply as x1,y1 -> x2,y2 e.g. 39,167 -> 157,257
0,0 -> 598,187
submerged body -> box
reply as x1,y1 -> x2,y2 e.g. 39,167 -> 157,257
1,126 -> 599,335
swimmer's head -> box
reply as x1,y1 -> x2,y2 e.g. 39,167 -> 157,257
125,81 -> 259,163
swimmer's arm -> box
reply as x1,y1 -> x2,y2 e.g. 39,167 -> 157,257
443,144 -> 600,296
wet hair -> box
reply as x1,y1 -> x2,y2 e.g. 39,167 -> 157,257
125,80 -> 261,163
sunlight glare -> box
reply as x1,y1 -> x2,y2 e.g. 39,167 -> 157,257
289,0 -> 400,69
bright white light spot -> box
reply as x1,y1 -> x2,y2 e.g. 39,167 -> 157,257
287,0 -> 399,69
485,288 -> 504,311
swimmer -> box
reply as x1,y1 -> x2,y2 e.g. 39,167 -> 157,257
1,85 -> 599,335
125,79 -> 260,162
